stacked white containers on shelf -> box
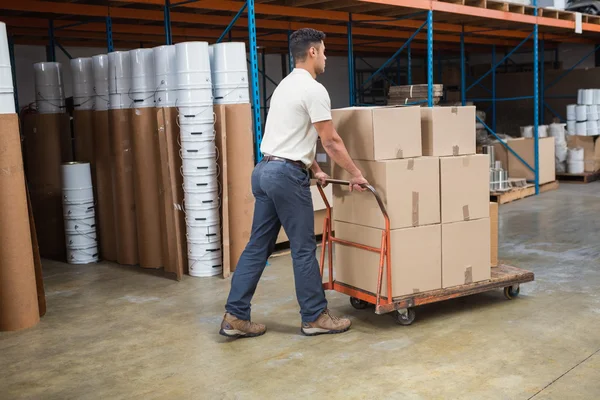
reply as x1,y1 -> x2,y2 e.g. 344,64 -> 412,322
108,51 -> 132,110
129,48 -> 155,107
34,62 -> 65,114
70,58 -> 95,110
62,162 -> 99,264
176,41 -> 222,277
209,42 -> 250,104
567,88 -> 600,136
153,45 -> 178,107
92,54 -> 110,110
0,22 -> 15,114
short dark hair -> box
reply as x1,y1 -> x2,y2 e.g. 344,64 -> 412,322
289,28 -> 326,63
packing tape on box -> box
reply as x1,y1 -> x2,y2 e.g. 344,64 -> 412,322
413,288 -> 420,294
412,191 -> 419,226
407,159 -> 414,170
397,148 -> 403,158
451,107 -> 458,114
464,266 -> 473,284
462,205 -> 470,221
454,145 -> 460,157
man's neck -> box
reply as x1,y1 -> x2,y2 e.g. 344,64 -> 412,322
295,65 -> 317,79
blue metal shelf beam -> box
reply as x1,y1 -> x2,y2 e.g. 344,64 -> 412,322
247,0 -> 263,162
106,16 -> 114,52
217,2 -> 248,44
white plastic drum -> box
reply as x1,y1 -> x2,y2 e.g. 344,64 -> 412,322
594,89 -> 600,105
576,122 -> 587,135
73,95 -> 95,111
109,93 -> 131,110
188,251 -> 222,277
180,140 -> 216,158
130,48 -> 155,93
181,155 -> 218,177
0,92 -> 15,114
63,202 -> 95,218
92,54 -> 109,96
175,42 -> 212,89
64,216 -> 96,233
70,57 -> 94,97
130,92 -> 155,108
179,123 -> 215,142
184,186 -> 219,207
153,45 -> 177,89
568,147 -> 585,162
178,105 -> 214,125
34,62 -> 64,94
66,231 -> 97,248
108,51 -> 132,94
187,228 -> 221,245
210,42 -> 248,87
583,89 -> 594,105
155,89 -> 178,107
576,105 -> 587,121
587,120 -> 599,136
62,162 -> 92,189
568,161 -> 585,174
577,89 -> 584,105
67,245 -> 99,265
213,86 -> 250,105
566,120 -> 576,134
566,104 -> 576,120
188,241 -> 221,259
183,175 -> 219,193
538,125 -> 548,138
587,105 -> 599,121
37,99 -> 65,114
178,88 -> 213,106
185,206 -> 219,225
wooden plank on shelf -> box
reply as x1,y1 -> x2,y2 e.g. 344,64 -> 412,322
556,171 -> 600,184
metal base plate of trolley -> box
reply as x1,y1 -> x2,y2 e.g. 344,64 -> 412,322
317,180 -> 535,326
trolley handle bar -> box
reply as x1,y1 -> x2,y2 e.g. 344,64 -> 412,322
319,179 -> 390,222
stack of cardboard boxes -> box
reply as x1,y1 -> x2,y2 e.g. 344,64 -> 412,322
331,105 -> 491,298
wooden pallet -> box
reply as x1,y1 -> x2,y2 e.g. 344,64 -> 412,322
556,171 -> 600,184
490,180 -> 559,204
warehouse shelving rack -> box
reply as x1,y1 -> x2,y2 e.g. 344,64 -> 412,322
3,0 -> 600,193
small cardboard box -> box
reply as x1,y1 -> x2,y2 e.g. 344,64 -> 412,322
567,135 -> 600,172
440,155 -> 490,224
335,221 -> 442,298
507,137 -> 556,184
442,218 -> 491,288
333,157 -> 440,230
332,106 -> 422,161
490,202 -> 498,268
421,106 -> 476,156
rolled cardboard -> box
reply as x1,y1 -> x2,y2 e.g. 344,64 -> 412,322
109,109 -> 139,265
131,108 -> 163,268
93,110 -> 117,262
26,188 -> 46,317
73,110 -> 96,185
0,114 -> 40,331
23,113 -> 72,260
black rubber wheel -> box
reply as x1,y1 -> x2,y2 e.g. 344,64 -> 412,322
393,308 -> 416,326
350,297 -> 369,310
504,285 -> 520,300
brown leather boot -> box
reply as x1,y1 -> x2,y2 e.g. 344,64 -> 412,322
219,313 -> 266,338
301,309 -> 351,336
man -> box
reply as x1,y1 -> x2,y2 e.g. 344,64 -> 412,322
220,28 -> 368,339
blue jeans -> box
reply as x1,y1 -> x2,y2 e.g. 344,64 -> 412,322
225,159 -> 328,323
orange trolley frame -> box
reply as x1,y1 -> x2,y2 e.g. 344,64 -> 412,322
317,179 -> 535,324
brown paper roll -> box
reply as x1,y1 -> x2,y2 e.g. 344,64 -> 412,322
131,108 -> 163,269
73,110 -> 96,183
0,114 -> 40,331
23,113 -> 72,261
94,111 -> 117,262
109,109 -> 138,265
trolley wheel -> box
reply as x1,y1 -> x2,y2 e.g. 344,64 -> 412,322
393,308 -> 416,326
350,297 -> 369,310
504,285 -> 520,300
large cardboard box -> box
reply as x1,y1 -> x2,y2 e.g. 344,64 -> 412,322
421,106 -> 476,156
442,218 -> 491,288
332,106 -> 422,161
440,155 -> 490,224
490,202 -> 498,268
333,157 -> 440,230
507,137 -> 556,184
335,222 -> 442,298
567,135 -> 600,172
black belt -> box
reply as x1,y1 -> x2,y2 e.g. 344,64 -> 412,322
263,155 -> 307,170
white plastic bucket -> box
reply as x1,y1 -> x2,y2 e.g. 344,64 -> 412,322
577,89 -> 584,105
175,42 -> 210,72
583,89 -> 594,105
213,85 -> 250,104
183,175 -> 219,192
177,88 -> 213,106
185,207 -> 219,227
63,202 -> 95,218
130,48 -> 155,93
188,241 -> 221,258
0,92 -> 15,114
594,89 -> 600,105
109,93 -> 132,110
187,226 -> 221,244
177,105 -> 214,125
74,95 -> 95,110
587,120 -> 599,136
67,245 -> 99,265
0,65 -> 13,93
63,187 -> 94,204
153,45 -> 177,88
37,99 -> 65,114
62,162 -> 92,189
576,122 -> 587,135
179,123 -> 215,142
566,104 -> 576,120
188,252 -> 222,277
181,158 -> 218,177
34,62 -> 64,88
66,231 -> 97,248
130,91 -> 155,108
568,161 -> 585,174
95,95 -> 109,111
92,54 -> 109,96
0,22 -> 10,68
575,105 -> 587,121
587,105 -> 599,121
184,187 -> 219,207
213,71 -> 248,87
566,120 -> 576,134
64,216 -> 96,233
177,72 -> 212,89
568,147 -> 585,162
155,89 -> 178,107
520,126 -> 533,138
210,42 -> 247,79
108,51 -> 132,94
36,85 -> 65,101
538,125 -> 548,138
70,58 -> 94,97
180,140 -> 216,159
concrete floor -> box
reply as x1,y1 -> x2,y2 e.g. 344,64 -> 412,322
1,183 -> 600,399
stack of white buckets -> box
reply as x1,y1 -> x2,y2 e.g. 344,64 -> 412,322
61,162 -> 99,264
130,48 -> 155,107
210,42 -> 250,104
0,22 -> 15,114
108,51 -> 131,110
176,41 -> 223,278
70,58 -> 94,110
34,62 -> 65,114
153,45 -> 178,107
93,54 -> 110,111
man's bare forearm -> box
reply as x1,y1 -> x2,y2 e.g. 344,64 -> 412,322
322,136 -> 362,178
310,160 -> 323,175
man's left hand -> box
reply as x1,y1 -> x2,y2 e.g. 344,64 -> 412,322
314,171 -> 330,187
